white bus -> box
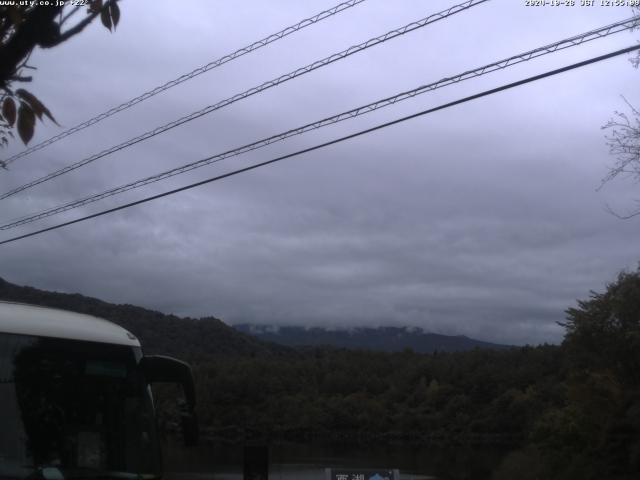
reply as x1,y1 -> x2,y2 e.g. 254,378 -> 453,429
0,301 -> 198,480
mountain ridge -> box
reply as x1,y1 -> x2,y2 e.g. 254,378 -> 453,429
234,323 -> 511,353
0,277 -> 290,359
0,276 -> 510,356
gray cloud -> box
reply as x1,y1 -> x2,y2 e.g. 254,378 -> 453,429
1,0 -> 639,345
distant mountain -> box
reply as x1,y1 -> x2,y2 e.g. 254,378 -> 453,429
233,324 -> 511,353
0,277 -> 290,359
0,276 -> 509,358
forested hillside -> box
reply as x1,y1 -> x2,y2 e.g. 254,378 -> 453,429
0,277 -> 289,359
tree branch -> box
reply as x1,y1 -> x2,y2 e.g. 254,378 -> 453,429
0,6 -> 62,84
55,1 -> 115,45
605,203 -> 640,220
9,75 -> 32,82
59,5 -> 82,26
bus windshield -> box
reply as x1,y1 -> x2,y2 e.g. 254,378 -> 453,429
0,332 -> 161,480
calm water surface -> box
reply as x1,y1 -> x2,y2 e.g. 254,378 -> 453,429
163,440 -> 510,480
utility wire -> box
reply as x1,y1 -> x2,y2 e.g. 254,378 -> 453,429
1,0 -> 368,166
1,44 -> 637,247
0,0 -> 490,200
2,16 -> 638,230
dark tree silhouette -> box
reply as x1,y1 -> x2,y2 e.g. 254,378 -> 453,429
0,1 -> 120,151
600,7 -> 640,218
602,99 -> 640,218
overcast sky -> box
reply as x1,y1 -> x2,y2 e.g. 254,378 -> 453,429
0,0 -> 638,345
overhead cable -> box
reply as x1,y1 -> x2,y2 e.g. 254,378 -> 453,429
0,0 -> 490,200
1,44 -> 638,247
1,0 -> 368,166
2,15 -> 638,230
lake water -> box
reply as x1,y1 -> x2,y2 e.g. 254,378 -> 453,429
163,440 -> 511,480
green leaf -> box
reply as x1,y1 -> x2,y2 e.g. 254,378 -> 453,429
2,97 -> 16,127
16,89 -> 58,125
101,6 -> 112,31
16,89 -> 43,118
110,1 -> 120,29
17,102 -> 35,145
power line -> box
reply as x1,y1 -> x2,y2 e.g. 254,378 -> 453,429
3,15 -> 638,231
1,0 -> 368,166
0,0 -> 490,200
1,44 -> 637,247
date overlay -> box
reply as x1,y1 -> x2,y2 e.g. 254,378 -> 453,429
525,0 -> 640,6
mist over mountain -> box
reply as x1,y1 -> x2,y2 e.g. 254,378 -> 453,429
0,276 -> 509,357
234,324 -> 511,353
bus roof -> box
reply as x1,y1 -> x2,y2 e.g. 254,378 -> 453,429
0,301 -> 140,347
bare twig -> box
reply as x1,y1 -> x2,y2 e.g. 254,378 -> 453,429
601,96 -> 640,186
605,202 -> 640,219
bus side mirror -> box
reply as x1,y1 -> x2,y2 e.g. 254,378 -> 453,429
141,355 -> 199,446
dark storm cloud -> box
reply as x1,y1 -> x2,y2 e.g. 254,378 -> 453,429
1,0 -> 639,345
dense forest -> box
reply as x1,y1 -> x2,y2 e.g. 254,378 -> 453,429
1,269 -> 639,479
